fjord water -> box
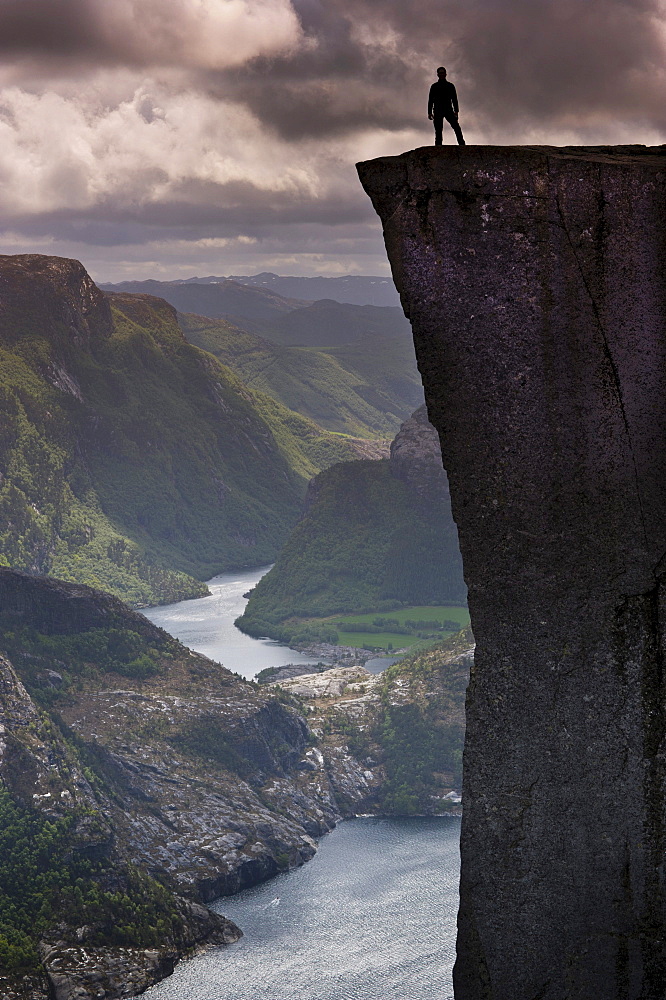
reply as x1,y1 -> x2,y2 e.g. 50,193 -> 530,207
136,816 -> 460,1000
142,568 -> 460,998
143,566 -> 328,680
143,566 -> 396,678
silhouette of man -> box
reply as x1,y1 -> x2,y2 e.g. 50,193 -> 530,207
428,67 -> 465,146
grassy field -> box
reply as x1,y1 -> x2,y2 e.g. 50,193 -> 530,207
328,605 -> 470,651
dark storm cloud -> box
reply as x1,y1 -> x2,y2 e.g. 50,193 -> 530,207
0,0 -> 303,73
447,0 -> 666,129
208,0 -> 666,138
2,0 -> 664,137
0,0 -> 102,58
203,0 -> 425,138
1,179 -> 373,246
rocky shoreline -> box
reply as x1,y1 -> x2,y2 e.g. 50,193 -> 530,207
0,571 -> 469,1000
292,640 -> 404,664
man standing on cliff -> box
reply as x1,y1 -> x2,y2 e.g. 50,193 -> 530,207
428,67 -> 465,146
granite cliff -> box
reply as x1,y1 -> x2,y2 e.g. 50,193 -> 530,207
358,146 -> 666,999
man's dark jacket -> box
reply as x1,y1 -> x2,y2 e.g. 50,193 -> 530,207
428,80 -> 459,117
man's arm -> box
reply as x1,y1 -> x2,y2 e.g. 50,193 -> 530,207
450,83 -> 459,115
428,83 -> 435,118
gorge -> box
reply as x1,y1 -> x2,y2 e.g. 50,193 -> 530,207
358,145 -> 666,999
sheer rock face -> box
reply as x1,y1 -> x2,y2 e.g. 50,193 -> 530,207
358,146 -> 666,1000
0,253 -> 113,346
389,403 -> 447,494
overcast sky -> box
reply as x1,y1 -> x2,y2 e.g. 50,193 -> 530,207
0,0 -> 665,282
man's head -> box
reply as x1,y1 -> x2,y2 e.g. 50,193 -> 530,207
437,67 -> 447,80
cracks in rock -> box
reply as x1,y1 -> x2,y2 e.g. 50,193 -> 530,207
551,173 -> 650,557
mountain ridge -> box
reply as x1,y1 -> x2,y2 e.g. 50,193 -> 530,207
0,255 -> 381,606
102,272 -> 401,308
237,406 -> 467,640
179,310 -> 422,438
100,277 -> 411,346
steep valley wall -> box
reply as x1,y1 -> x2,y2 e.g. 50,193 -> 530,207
358,146 -> 666,999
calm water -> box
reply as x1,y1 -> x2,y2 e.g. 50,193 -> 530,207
134,816 -> 460,1000
143,566 -> 399,679
142,570 -> 459,998
143,567 -> 331,680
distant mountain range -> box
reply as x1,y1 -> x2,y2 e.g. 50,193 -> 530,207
99,277 -> 410,345
103,272 -> 402,308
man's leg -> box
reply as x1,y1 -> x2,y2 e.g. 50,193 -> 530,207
446,114 -> 466,145
434,115 -> 443,146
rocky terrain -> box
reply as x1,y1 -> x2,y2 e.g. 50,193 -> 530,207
272,631 -> 471,816
0,568 -> 470,998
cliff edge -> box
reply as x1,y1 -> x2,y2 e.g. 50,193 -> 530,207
358,145 -> 666,999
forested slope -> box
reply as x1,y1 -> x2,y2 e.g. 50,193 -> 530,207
0,255 -> 376,605
180,311 -> 422,438
237,407 -> 466,640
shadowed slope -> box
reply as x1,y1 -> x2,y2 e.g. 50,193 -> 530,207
0,255 -> 380,605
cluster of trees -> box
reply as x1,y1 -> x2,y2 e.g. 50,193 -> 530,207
0,790 -> 182,971
375,640 -> 468,814
0,624 -> 170,703
336,617 -> 464,636
378,702 -> 463,813
240,618 -> 340,647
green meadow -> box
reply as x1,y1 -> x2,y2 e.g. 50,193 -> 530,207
329,605 -> 470,651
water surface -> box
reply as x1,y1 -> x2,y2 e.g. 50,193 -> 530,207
136,816 -> 460,1000
143,567 -> 330,680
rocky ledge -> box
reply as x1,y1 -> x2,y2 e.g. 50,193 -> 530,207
359,144 -> 666,999
38,899 -> 240,1000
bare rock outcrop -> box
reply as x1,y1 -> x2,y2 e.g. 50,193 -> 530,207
358,145 -> 666,999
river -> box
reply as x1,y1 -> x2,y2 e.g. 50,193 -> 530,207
143,566 -> 332,680
143,567 -> 396,679
134,817 -> 460,1000
140,567 -> 461,999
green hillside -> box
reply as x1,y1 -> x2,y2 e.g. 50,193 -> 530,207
0,255 -> 378,606
236,458 -> 466,643
179,312 -> 422,438
100,280 -> 409,345
237,407 -> 467,643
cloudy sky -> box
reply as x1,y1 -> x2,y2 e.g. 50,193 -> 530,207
0,0 -> 665,281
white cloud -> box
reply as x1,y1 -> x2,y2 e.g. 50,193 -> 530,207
0,77 -> 325,216
101,0 -> 304,68
0,0 -> 665,279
